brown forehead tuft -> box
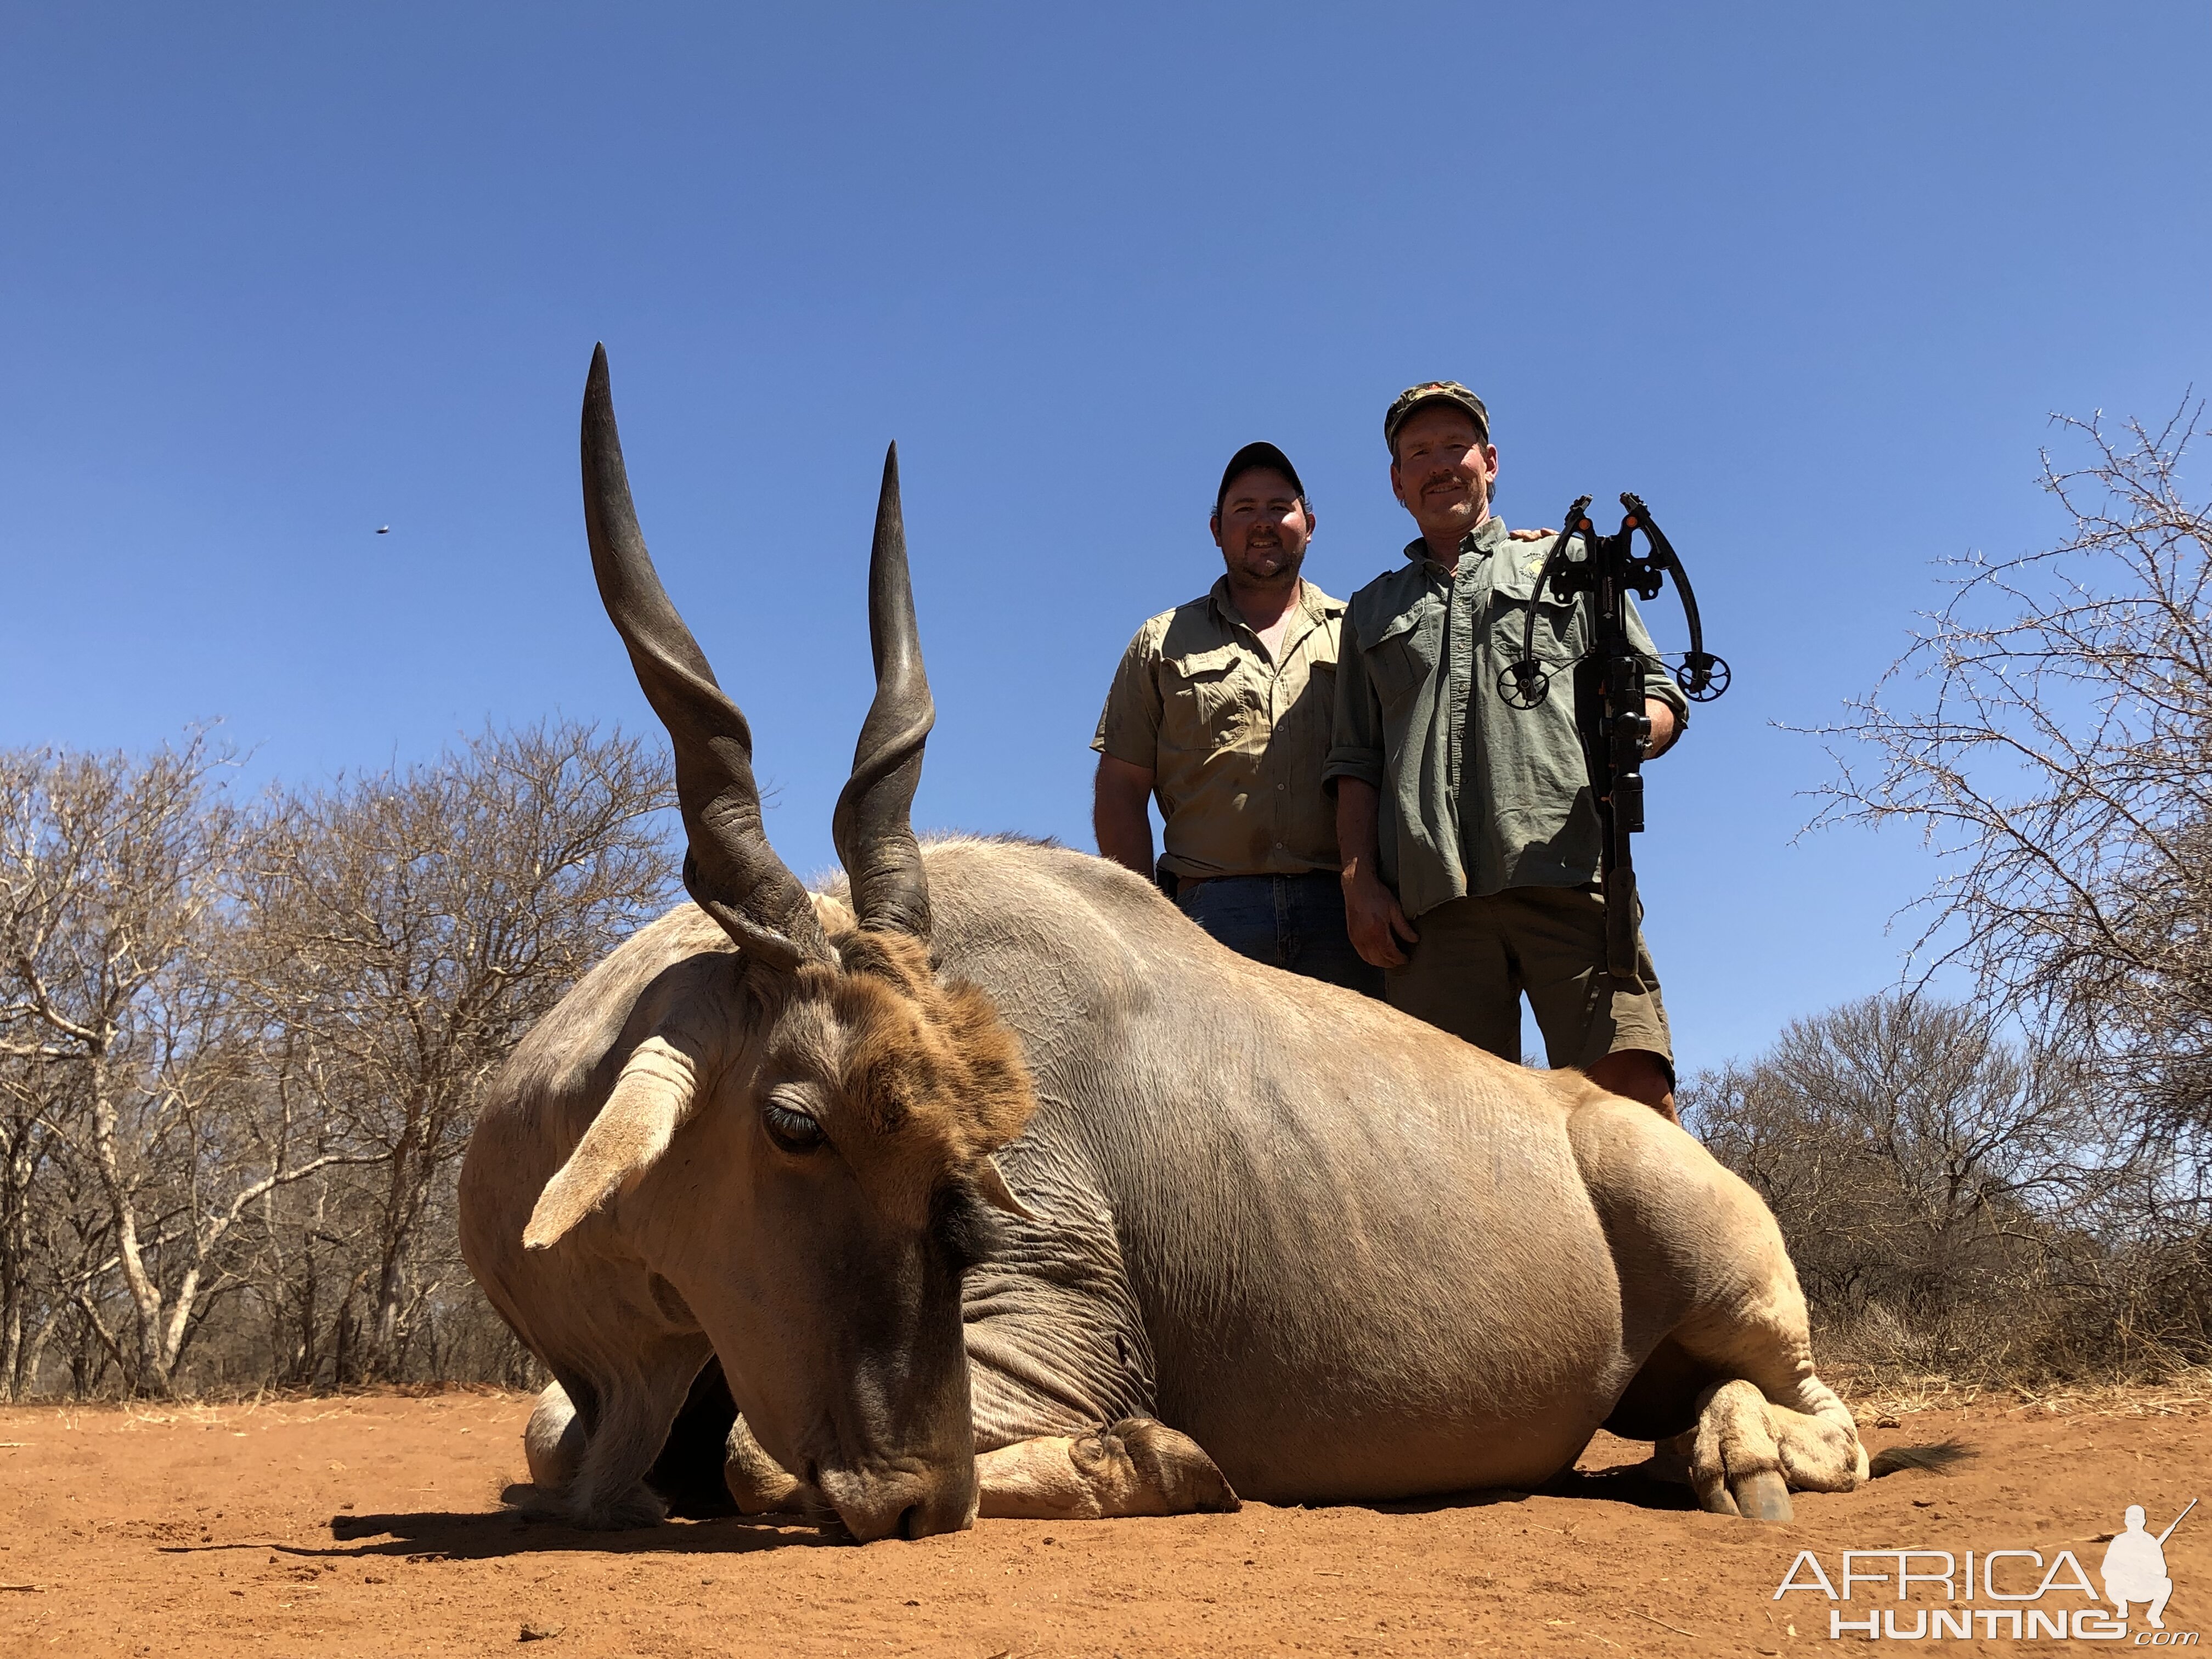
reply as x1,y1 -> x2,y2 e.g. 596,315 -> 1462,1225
803,930 -> 1036,1165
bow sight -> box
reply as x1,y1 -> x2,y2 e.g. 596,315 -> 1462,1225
1497,493 -> 1729,990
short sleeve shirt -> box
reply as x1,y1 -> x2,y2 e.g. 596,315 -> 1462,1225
1324,518 -> 1689,918
1093,578 -> 1346,880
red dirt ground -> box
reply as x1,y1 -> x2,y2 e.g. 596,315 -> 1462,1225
1,1387 -> 2203,1656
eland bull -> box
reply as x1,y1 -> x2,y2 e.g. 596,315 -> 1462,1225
459,348 -> 1909,1544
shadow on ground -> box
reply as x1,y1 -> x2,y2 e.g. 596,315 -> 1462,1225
1339,1463 -> 1700,1518
1542,1464 -> 1700,1512
156,1510 -> 834,1563
323,1508 -> 838,1559
145,1456 -> 1704,1564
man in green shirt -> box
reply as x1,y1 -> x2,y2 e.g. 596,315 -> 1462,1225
1326,382 -> 1689,1118
1093,443 -> 1379,994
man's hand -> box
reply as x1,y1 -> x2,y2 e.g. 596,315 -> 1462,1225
1334,777 -> 1417,966
1508,526 -> 1559,542
1343,862 -> 1418,967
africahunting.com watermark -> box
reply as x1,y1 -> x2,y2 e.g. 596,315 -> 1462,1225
1773,1500 -> 2196,1643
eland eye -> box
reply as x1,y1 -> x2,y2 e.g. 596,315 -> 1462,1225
762,1098 -> 827,1153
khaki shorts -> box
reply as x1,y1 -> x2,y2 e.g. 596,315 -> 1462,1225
1384,882 -> 1673,1074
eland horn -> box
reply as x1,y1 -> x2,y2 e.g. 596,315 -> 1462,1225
831,443 -> 935,940
580,343 -> 828,971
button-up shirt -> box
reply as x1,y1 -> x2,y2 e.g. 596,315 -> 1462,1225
1325,517 -> 1688,919
1093,577 -> 1347,881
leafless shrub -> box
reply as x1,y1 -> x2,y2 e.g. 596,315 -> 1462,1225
1686,992 -> 2208,1384
0,721 -> 673,1398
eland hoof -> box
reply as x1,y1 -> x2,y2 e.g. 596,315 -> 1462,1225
1727,1468 -> 1793,1522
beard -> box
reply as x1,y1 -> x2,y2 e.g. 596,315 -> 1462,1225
1231,541 -> 1301,585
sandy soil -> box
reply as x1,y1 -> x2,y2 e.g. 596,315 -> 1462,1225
0,1387 -> 2203,1656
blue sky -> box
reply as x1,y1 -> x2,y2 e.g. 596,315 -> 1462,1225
3,3 -> 2206,1067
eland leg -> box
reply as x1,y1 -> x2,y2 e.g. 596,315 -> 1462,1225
526,1337 -> 712,1530
1685,1374 -> 1870,1521
1690,1379 -> 1791,1519
977,1419 -> 1239,1520
1673,1302 -> 1867,1521
524,1381 -> 586,1491
724,1412 -> 807,1514
1570,1091 -> 1867,1521
1674,1306 -> 1868,1520
702,1415 -> 1232,1526
623,1354 -> 810,1519
1640,1428 -> 1695,1486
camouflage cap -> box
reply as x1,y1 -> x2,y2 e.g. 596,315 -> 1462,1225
1384,381 -> 1490,453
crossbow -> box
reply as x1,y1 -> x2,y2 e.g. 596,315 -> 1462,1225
1497,493 -> 1729,990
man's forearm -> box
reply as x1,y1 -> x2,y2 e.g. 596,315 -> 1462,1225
1096,811 -> 1154,877
1093,760 -> 1158,878
1335,778 -> 1384,884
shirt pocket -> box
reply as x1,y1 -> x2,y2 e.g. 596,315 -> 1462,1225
1487,552 -> 1583,673
1362,612 -> 1438,718
1158,644 -> 1246,756
1273,658 -> 1336,784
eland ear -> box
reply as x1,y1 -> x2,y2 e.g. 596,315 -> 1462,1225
524,1032 -> 705,1250
973,1155 -> 1041,1224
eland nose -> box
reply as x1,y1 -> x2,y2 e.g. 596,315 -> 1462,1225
821,1458 -> 978,1543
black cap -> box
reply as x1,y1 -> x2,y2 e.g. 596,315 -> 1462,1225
1214,442 -> 1307,517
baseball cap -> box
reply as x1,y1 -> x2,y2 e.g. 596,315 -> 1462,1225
1383,381 -> 1491,453
1214,442 -> 1307,516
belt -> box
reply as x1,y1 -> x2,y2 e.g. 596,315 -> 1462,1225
1178,871 -> 1338,891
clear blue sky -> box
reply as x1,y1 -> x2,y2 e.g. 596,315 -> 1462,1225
4,4 -> 2206,1068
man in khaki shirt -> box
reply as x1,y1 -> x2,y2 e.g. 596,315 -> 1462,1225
1093,443 -> 1379,994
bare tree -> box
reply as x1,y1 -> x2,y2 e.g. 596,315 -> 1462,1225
232,719 -> 673,1381
0,737 -> 369,1395
1809,403 -> 2212,1144
0,722 -> 674,1398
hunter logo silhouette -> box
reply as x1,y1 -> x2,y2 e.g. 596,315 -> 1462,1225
2104,1499 -> 2193,1630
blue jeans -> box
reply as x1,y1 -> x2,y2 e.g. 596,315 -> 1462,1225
1176,873 -> 1384,998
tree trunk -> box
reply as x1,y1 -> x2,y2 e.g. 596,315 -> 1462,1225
1,1290 -> 19,1402
0,1118 -> 24,1401
368,1111 -> 445,1381
84,1056 -> 173,1396
20,1305 -> 59,1400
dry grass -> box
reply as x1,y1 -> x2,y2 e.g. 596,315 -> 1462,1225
1843,1365 -> 2212,1425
